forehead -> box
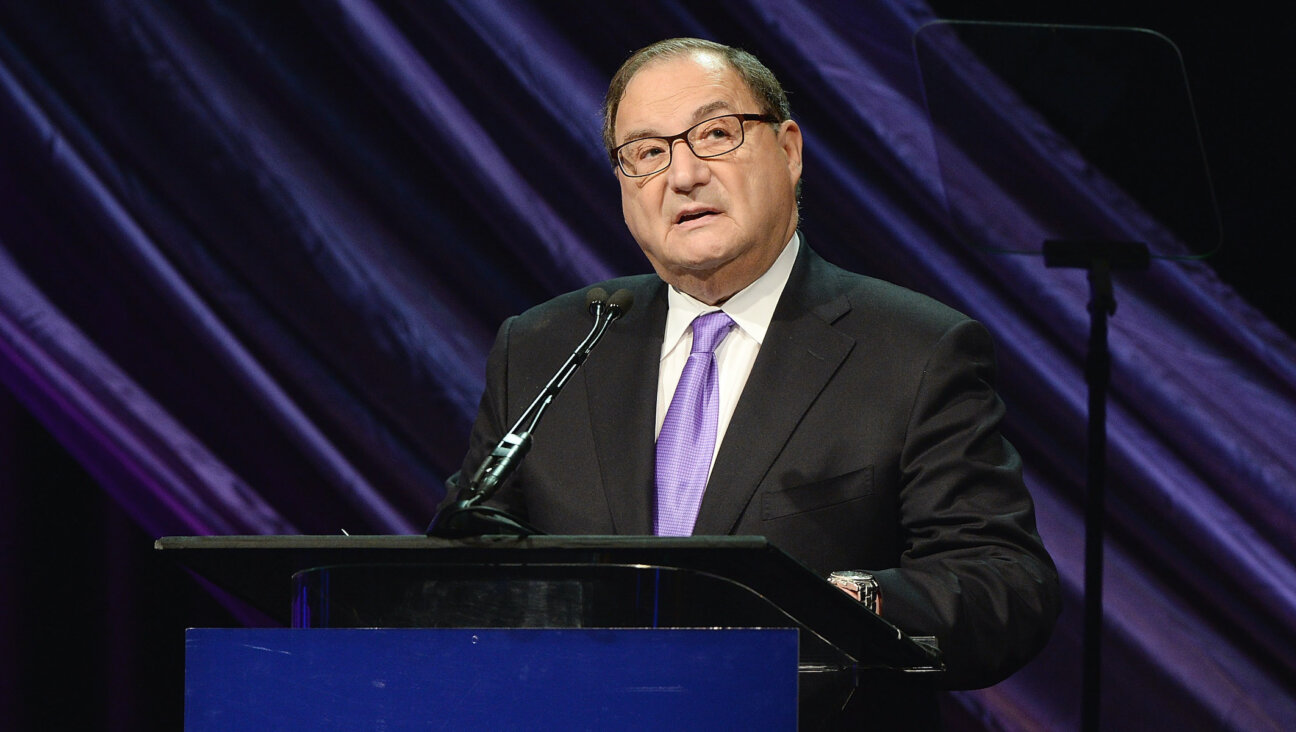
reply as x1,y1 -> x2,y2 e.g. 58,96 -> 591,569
615,52 -> 758,140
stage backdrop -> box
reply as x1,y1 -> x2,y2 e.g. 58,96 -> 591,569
1,1 -> 1293,730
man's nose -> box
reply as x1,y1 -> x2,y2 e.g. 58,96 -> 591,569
666,138 -> 711,190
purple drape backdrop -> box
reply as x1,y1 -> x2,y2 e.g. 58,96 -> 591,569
2,1 -> 1293,729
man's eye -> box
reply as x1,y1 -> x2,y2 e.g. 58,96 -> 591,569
636,144 -> 666,161
699,124 -> 735,140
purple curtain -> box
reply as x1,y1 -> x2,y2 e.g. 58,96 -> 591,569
1,1 -> 1293,729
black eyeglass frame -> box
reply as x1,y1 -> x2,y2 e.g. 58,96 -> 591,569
613,113 -> 779,177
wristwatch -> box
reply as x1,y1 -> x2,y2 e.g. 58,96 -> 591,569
828,570 -> 881,614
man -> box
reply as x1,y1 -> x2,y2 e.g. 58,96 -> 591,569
443,37 -> 1059,724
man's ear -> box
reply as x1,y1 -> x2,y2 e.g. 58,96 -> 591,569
778,119 -> 804,185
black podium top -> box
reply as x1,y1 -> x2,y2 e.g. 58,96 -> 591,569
156,534 -> 941,673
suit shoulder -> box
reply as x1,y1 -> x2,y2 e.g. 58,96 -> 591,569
818,260 -> 973,337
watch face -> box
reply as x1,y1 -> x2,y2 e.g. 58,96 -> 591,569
830,571 -> 874,581
828,571 -> 876,585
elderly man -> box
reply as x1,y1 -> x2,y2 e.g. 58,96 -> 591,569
442,37 -> 1059,725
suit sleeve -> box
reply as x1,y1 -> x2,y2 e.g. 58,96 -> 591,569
871,318 -> 1061,689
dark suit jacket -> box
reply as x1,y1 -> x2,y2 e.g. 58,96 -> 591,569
448,241 -> 1059,693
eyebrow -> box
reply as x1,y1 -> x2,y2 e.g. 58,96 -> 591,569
618,100 -> 736,144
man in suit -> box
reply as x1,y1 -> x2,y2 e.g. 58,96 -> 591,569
442,37 -> 1059,719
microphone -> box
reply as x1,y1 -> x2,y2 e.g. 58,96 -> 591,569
427,287 -> 634,537
586,286 -> 633,321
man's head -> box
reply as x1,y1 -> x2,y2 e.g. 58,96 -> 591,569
602,39 -> 803,305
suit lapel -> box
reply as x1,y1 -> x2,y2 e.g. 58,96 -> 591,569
692,248 -> 856,535
584,278 -> 667,534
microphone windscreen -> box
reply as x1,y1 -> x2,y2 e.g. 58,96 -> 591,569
585,287 -> 609,316
607,289 -> 634,317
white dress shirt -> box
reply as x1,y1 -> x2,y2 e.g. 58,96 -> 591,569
655,232 -> 800,477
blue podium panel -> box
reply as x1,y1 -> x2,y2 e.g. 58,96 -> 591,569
185,628 -> 797,731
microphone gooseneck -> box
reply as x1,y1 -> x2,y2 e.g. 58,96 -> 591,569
427,287 -> 634,537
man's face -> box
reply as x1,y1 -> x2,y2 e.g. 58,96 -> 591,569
614,52 -> 802,304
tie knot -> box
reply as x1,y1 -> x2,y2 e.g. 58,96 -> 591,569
690,311 -> 734,355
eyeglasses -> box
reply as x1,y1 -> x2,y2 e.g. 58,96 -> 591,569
614,113 -> 777,177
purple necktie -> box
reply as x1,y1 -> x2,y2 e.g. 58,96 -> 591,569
655,310 -> 735,536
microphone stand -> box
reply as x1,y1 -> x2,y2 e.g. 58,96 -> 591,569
1044,240 -> 1148,732
427,289 -> 631,538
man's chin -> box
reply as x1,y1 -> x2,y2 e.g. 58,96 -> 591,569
671,255 -> 733,277
663,234 -> 741,268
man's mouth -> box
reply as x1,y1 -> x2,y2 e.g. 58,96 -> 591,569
675,209 -> 719,225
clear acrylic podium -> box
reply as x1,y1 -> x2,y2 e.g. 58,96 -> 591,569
159,534 -> 942,728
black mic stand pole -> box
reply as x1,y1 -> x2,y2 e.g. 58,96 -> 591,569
1044,239 -> 1148,732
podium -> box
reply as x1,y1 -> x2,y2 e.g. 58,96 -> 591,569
159,535 -> 942,727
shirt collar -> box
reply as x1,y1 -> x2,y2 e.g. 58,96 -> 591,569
661,231 -> 800,357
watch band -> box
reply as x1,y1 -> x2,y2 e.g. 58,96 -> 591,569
828,570 -> 881,614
